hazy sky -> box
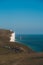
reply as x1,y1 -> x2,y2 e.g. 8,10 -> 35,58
0,0 -> 43,34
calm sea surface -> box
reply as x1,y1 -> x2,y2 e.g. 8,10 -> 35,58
16,34 -> 43,52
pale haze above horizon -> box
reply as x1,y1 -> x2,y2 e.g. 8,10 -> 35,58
0,0 -> 43,34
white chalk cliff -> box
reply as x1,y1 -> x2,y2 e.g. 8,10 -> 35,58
10,32 -> 15,42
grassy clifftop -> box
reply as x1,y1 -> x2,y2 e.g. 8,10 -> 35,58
0,29 -> 13,43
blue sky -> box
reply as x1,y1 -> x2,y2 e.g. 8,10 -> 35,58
0,0 -> 43,34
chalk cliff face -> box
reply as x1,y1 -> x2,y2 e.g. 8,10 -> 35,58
0,29 -> 15,42
10,32 -> 15,42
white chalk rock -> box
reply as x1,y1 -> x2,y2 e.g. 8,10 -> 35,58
10,32 -> 15,42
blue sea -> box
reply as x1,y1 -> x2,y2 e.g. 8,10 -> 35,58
16,34 -> 43,52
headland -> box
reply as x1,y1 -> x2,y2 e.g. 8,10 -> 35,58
0,29 -> 43,65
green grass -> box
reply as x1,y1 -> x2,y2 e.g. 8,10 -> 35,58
0,42 -> 43,65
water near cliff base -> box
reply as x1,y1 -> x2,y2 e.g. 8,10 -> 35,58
16,34 -> 43,52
